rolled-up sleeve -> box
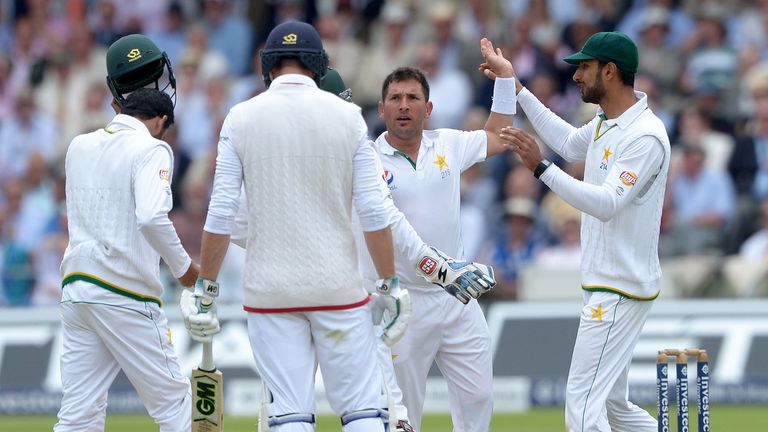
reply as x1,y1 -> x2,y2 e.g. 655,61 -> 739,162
353,116 -> 391,232
204,112 -> 243,235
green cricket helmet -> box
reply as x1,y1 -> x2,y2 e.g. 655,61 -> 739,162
106,34 -> 176,108
320,67 -> 352,101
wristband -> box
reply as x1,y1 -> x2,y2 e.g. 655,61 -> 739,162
533,159 -> 552,179
491,77 -> 517,115
195,277 -> 220,298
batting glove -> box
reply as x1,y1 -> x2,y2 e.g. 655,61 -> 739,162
370,276 -> 412,346
416,247 -> 496,304
179,279 -> 221,343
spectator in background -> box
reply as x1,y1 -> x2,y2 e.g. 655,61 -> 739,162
200,0 -> 253,77
428,2 -> 485,90
617,0 -> 694,48
454,0 -> 504,48
0,89 -> 58,182
112,0 -> 169,35
227,47 -> 266,107
88,0 -> 122,48
354,2 -> 417,111
740,198 -> 768,262
661,144 -> 736,257
0,179 -> 36,306
679,5 -> 738,111
0,52 -> 18,121
35,23 -> 106,153
316,11 -> 363,85
676,106 -> 734,173
418,41 -> 472,129
732,98 -> 768,200
635,7 -> 679,93
477,197 -> 542,300
145,2 -> 187,67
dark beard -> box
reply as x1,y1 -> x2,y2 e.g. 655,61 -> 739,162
581,77 -> 606,104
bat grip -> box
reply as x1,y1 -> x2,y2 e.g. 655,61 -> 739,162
200,341 -> 215,372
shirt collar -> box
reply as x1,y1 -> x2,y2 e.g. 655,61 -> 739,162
374,129 -> 438,155
596,91 -> 649,129
267,74 -> 318,90
105,113 -> 151,135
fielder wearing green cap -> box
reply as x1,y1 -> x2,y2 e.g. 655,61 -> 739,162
483,32 -> 671,431
563,31 -> 639,74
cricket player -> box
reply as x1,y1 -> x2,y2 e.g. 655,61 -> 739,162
371,42 -> 517,431
184,21 -> 402,432
491,32 -> 670,431
55,88 -> 197,431
228,67 -> 496,432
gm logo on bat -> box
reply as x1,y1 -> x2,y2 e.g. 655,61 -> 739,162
195,379 -> 217,416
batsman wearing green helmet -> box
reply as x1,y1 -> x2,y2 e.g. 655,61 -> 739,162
105,34 -> 177,109
55,34 -> 198,432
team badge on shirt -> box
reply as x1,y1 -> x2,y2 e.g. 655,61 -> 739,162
159,168 -> 170,181
434,153 -> 451,178
600,147 -> 612,170
619,171 -> 637,186
590,303 -> 605,321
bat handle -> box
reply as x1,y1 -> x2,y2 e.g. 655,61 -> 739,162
200,341 -> 215,372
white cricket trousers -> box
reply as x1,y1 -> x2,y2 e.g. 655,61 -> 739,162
55,281 -> 191,432
391,288 -> 493,432
565,290 -> 657,432
247,304 -> 385,432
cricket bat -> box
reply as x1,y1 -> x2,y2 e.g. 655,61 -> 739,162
192,299 -> 223,431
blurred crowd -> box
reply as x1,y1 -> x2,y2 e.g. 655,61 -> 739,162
1,0 -> 768,307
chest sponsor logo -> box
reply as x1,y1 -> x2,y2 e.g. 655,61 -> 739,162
382,169 -> 397,191
159,168 -> 170,181
619,170 -> 637,186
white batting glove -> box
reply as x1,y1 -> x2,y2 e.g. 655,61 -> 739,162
179,279 -> 221,343
370,277 -> 412,346
416,247 -> 496,304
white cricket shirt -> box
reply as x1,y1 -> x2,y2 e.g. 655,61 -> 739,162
372,129 -> 487,290
61,114 -> 191,305
519,88 -> 671,299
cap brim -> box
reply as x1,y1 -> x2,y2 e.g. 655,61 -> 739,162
563,51 -> 596,65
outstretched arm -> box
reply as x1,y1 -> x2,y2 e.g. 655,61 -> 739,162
478,38 -> 516,158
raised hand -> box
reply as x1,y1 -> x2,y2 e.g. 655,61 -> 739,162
478,38 -> 515,81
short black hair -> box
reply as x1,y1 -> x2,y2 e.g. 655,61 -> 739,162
122,88 -> 175,128
381,67 -> 430,101
598,61 -> 635,87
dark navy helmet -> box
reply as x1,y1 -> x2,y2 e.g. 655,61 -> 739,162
260,21 -> 328,87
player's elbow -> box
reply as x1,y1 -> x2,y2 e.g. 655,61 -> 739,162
136,213 -> 165,232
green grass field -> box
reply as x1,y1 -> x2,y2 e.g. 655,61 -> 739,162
4,406 -> 768,431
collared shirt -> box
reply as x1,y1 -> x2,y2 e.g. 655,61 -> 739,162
518,88 -> 671,299
373,128 -> 487,289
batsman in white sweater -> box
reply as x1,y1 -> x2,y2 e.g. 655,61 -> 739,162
489,32 -> 671,431
56,88 -> 198,431
188,21 -> 409,432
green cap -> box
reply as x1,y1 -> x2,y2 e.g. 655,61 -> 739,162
563,32 -> 638,74
320,67 -> 352,101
